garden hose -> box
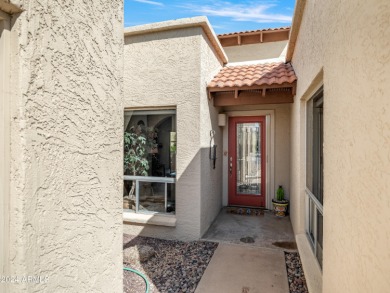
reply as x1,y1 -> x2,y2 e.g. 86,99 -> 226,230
123,267 -> 150,293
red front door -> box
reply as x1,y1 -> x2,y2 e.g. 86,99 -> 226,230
228,116 -> 266,207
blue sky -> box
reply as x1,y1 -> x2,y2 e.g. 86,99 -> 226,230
124,0 -> 296,34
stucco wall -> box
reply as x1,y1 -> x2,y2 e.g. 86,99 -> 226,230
6,1 -> 124,292
223,41 -> 287,63
199,31 -> 223,236
290,0 -> 390,292
123,27 -> 204,240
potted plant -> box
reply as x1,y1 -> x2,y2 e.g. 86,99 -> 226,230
272,185 -> 289,217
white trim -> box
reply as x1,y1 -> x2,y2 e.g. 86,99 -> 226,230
123,175 -> 175,183
304,86 -> 324,269
123,211 -> 176,227
300,69 -> 324,102
296,234 -> 323,293
124,109 -> 176,116
0,13 -> 11,287
222,110 -> 275,209
306,188 -> 323,215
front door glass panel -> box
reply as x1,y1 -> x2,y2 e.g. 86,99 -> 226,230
228,116 -> 266,207
236,123 -> 261,195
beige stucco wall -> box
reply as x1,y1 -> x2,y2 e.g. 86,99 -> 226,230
123,25 -> 223,240
199,31 -> 224,236
223,41 -> 287,63
290,0 -> 390,292
4,1 -> 124,292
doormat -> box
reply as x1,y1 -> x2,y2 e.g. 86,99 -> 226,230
226,206 -> 265,216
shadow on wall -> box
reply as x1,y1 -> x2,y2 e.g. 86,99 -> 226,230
123,145 -> 223,240
124,28 -> 200,46
122,145 -> 223,292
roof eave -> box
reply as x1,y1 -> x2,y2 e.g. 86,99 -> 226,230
218,27 -> 291,38
208,81 -> 297,93
124,17 -> 228,65
286,0 -> 307,62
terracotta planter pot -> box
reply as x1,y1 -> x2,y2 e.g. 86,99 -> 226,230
272,199 -> 289,217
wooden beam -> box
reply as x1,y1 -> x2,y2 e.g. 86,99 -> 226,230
218,28 -> 291,47
218,29 -> 290,38
208,82 -> 296,93
208,91 -> 214,100
213,91 -> 294,107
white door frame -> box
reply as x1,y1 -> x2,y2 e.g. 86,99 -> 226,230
222,110 -> 275,209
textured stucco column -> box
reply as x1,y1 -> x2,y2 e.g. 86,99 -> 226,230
6,1 -> 124,292
290,0 -> 390,292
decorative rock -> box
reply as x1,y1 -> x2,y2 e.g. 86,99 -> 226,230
124,245 -> 155,263
284,252 -> 309,293
123,235 -> 218,293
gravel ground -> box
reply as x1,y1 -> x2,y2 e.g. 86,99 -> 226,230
285,252 -> 309,293
123,234 -> 218,293
123,234 -> 308,293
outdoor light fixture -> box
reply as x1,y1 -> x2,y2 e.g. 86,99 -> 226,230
210,130 -> 217,169
218,113 -> 226,126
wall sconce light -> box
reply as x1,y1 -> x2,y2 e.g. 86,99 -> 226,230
218,113 -> 226,127
210,130 -> 217,169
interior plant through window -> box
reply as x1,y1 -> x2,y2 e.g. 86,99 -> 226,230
123,109 -> 176,214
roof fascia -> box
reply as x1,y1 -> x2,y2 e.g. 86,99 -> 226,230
124,17 -> 228,64
286,0 -> 306,62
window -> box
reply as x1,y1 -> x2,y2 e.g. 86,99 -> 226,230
306,87 -> 323,268
123,109 -> 176,214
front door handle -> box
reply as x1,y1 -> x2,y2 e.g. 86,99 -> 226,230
229,157 -> 233,175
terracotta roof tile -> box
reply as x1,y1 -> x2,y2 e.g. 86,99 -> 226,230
208,62 -> 297,89
218,27 -> 290,37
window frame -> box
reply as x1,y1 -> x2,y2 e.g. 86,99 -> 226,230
305,87 -> 324,268
123,108 -> 177,215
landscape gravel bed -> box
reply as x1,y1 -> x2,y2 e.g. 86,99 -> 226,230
285,252 -> 309,293
123,234 -> 218,293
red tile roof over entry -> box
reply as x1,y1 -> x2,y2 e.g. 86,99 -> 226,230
208,62 -> 297,89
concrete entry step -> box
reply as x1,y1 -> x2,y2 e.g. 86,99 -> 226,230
195,244 -> 289,293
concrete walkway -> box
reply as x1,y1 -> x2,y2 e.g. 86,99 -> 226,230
196,208 -> 296,293
196,244 -> 289,293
